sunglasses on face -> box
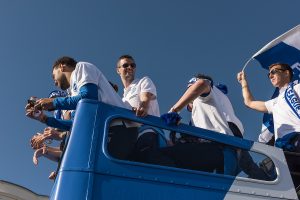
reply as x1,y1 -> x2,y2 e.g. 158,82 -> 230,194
121,63 -> 136,68
268,68 -> 285,78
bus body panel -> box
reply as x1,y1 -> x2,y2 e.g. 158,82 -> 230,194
50,100 -> 298,200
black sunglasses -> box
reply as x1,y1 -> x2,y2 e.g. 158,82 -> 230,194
268,68 -> 285,78
121,63 -> 136,68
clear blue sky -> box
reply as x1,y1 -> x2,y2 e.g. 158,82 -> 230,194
0,0 -> 299,196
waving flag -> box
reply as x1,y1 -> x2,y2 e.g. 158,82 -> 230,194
245,25 -> 300,143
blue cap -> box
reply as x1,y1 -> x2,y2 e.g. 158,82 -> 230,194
187,77 -> 198,87
48,90 -> 68,98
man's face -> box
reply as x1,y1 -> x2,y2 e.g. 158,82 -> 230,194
117,58 -> 136,82
52,66 -> 70,90
268,65 -> 289,88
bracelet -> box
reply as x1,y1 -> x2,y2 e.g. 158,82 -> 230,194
242,85 -> 248,89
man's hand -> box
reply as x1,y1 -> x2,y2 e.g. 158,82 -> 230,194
43,127 -> 64,140
237,71 -> 247,84
30,127 -> 64,149
33,145 -> 47,165
25,105 -> 47,123
35,98 -> 55,111
135,101 -> 149,117
30,133 -> 44,149
48,171 -> 57,180
136,92 -> 155,117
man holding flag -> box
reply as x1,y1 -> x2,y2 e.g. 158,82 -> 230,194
236,24 -> 300,190
237,63 -> 300,152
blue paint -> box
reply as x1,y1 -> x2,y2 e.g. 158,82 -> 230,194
50,100 -> 279,200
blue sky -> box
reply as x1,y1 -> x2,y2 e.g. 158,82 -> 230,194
0,0 -> 300,196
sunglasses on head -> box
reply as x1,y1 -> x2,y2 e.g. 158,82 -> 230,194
121,63 -> 136,68
267,68 -> 285,78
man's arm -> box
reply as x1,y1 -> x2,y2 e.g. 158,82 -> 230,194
237,71 -> 268,113
34,83 -> 98,111
136,92 -> 155,117
45,117 -> 73,131
25,105 -> 72,130
30,127 -> 66,149
54,83 -> 98,110
170,79 -> 210,112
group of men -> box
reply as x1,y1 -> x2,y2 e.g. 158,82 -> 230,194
25,55 -> 161,174
25,56 -> 300,181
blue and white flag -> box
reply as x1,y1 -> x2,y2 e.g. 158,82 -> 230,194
249,24 -> 300,143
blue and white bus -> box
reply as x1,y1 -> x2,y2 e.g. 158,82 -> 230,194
50,99 -> 299,200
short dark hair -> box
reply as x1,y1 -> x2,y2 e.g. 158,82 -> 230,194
53,56 -> 77,69
117,54 -> 135,67
195,73 -> 214,86
118,54 -> 134,61
269,63 -> 293,81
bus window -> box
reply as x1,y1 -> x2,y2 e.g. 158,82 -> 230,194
106,118 -> 277,181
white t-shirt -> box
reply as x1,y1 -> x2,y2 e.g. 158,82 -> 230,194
191,84 -> 233,136
122,77 -> 160,117
70,62 -> 130,109
214,87 -> 244,134
265,84 -> 300,140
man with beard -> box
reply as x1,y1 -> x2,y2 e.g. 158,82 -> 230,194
26,56 -> 138,160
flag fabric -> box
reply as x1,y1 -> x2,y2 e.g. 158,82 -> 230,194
253,24 -> 300,77
250,24 -> 300,143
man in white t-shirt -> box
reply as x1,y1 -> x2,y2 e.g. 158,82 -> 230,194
26,56 -> 138,160
237,63 -> 300,152
116,55 -> 160,117
116,55 -> 160,162
167,74 -> 239,175
171,75 -> 234,136
186,78 -> 244,137
238,63 -> 300,185
183,79 -> 269,179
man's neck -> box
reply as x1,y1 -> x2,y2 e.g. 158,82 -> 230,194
278,82 -> 290,89
65,71 -> 73,86
122,77 -> 134,89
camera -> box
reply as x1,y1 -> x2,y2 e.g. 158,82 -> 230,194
27,99 -> 36,107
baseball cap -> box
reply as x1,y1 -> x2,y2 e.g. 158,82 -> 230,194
187,77 -> 198,88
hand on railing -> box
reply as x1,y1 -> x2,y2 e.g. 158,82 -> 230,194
160,112 -> 182,125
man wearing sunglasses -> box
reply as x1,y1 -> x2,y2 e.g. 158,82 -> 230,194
237,63 -> 300,152
116,54 -> 160,163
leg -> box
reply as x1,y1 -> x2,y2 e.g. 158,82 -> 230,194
107,125 -> 138,160
160,142 -> 224,173
223,146 -> 238,176
134,132 -> 159,163
239,150 -> 272,180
